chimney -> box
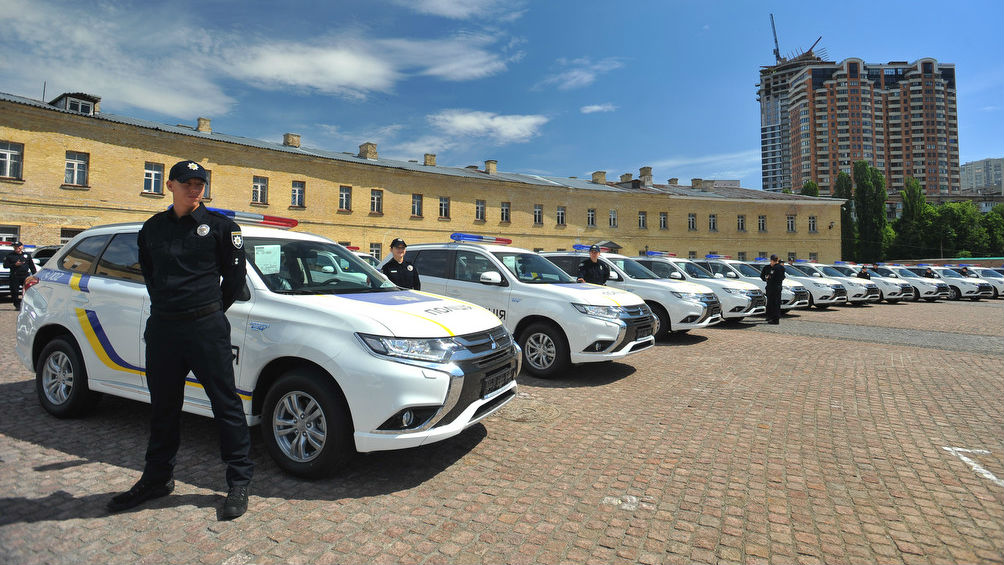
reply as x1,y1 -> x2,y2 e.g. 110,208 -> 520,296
485,160 -> 497,175
283,133 -> 301,148
358,142 -> 378,159
424,153 -> 437,166
591,171 -> 607,184
639,166 -> 653,187
620,173 -> 633,183
691,178 -> 703,189
196,117 -> 211,133
701,180 -> 714,191
668,177 -> 679,184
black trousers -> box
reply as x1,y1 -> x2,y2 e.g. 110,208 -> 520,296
142,310 -> 253,487
766,284 -> 782,321
9,274 -> 26,306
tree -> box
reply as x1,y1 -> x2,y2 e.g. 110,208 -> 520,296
801,180 -> 819,197
890,177 -> 930,259
833,172 -> 855,260
979,205 -> 1004,256
852,161 -> 888,263
929,202 -> 987,257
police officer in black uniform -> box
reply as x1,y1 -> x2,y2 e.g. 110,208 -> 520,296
3,241 -> 36,310
856,266 -> 871,280
381,238 -> 421,289
760,254 -> 785,324
577,245 -> 610,285
107,160 -> 253,520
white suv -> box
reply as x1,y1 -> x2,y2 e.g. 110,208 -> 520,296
632,256 -> 765,322
969,267 -> 1004,299
871,265 -> 949,302
829,264 -> 911,303
694,258 -> 809,311
402,236 -> 655,378
794,262 -> 880,304
903,266 -> 994,300
17,216 -> 520,478
757,261 -> 848,308
542,251 -> 722,337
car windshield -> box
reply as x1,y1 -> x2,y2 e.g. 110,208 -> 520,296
783,264 -> 810,276
819,266 -> 845,277
938,268 -> 964,278
872,267 -> 897,277
674,261 -> 715,279
245,237 -> 396,294
493,252 -> 574,284
977,269 -> 1003,279
891,268 -> 915,278
829,265 -> 856,276
794,263 -> 823,276
731,262 -> 763,277
608,257 -> 660,279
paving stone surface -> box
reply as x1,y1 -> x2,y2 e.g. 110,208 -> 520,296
1,299 -> 1002,564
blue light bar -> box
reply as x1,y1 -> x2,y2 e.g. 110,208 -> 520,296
753,257 -> 769,262
645,250 -> 677,257
450,232 -> 512,244
794,259 -> 808,263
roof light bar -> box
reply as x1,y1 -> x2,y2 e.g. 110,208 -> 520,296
207,207 -> 298,229
833,260 -> 857,265
450,232 -> 512,245
573,244 -> 612,252
645,250 -> 677,257
753,257 -> 769,262
345,246 -> 361,251
704,254 -> 731,259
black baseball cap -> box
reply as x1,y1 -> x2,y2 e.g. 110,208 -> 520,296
13,241 -> 23,247
169,160 -> 209,183
589,244 -> 601,252
390,238 -> 407,248
770,254 -> 779,261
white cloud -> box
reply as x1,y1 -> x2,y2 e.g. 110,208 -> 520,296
649,149 -> 762,181
537,57 -> 625,90
580,103 -> 617,114
428,109 -> 548,143
980,105 -> 1001,112
392,0 -> 525,20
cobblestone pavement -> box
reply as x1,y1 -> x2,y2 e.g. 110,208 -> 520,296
1,299 -> 1002,564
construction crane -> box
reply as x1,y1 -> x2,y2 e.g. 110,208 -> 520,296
770,13 -> 782,63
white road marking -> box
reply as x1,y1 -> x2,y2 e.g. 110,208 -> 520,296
942,447 -> 1004,488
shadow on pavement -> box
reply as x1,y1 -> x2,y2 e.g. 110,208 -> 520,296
517,360 -> 635,389
654,332 -> 709,346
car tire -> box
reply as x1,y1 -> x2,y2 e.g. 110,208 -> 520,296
910,287 -> 920,302
35,336 -> 100,418
647,302 -> 670,338
261,369 -> 353,478
948,286 -> 960,300
518,322 -> 570,378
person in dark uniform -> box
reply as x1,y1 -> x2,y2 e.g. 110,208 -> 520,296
856,266 -> 871,280
381,238 -> 420,289
107,160 -> 253,520
760,254 -> 785,324
3,241 -> 36,310
577,245 -> 610,285
923,267 -> 936,278
959,266 -> 971,277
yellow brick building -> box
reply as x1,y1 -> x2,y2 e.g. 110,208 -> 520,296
1,90 -> 844,262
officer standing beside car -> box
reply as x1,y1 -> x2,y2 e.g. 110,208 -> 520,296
760,254 -> 785,324
3,241 -> 36,310
381,238 -> 421,289
577,245 -> 610,285
107,160 -> 253,520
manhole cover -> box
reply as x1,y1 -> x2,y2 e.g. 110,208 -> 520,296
496,398 -> 560,422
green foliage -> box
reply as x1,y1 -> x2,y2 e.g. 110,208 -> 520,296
889,178 -> 930,259
782,187 -> 792,194
800,180 -> 819,197
852,161 -> 888,263
833,172 -> 855,260
979,205 -> 1004,256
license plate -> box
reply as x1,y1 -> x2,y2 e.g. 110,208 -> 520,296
481,369 -> 514,398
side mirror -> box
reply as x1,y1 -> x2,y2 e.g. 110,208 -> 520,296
714,273 -> 725,278
480,271 -> 503,285
670,272 -> 683,280
322,265 -> 335,273
726,272 -> 737,278
812,273 -> 821,277
608,271 -> 620,281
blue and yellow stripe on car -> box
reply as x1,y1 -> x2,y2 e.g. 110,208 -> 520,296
37,269 -> 91,292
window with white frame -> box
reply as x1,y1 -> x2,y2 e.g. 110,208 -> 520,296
339,186 -> 352,211
0,141 -> 24,179
758,251 -> 768,259
737,214 -> 746,232
708,214 -> 717,232
587,208 -> 596,227
808,215 -> 818,232
809,252 -> 818,261
66,97 -> 93,115
143,162 -> 164,194
688,251 -> 697,259
638,211 -> 647,229
475,199 -> 486,221
737,251 -> 747,261
786,215 -> 796,232
202,169 -> 212,199
251,175 -> 268,203
659,212 -> 668,230
370,189 -> 383,213
291,180 -> 305,207
787,252 -> 797,262
64,151 -> 88,186
439,196 -> 450,219
758,215 -> 767,232
533,204 -> 543,225
60,228 -> 83,244
688,213 -> 697,231
609,209 -> 618,228
0,225 -> 19,243
500,202 -> 511,222
556,206 -> 566,226
412,194 -> 423,217
370,243 -> 382,259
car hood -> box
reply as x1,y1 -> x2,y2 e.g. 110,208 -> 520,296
535,282 -> 646,307
623,278 -> 714,295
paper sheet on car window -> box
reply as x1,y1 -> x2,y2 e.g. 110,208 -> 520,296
255,245 -> 280,275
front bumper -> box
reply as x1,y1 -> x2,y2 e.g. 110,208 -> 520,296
568,307 -> 655,363
782,289 -> 810,309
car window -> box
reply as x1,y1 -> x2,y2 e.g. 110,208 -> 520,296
676,261 -> 714,279
640,260 -> 677,279
607,257 -> 659,279
873,267 -> 896,277
703,262 -> 731,277
95,233 -> 144,282
977,269 -> 1003,279
454,250 -> 498,282
245,236 -> 394,294
492,252 -> 572,283
410,249 -> 451,279
60,234 -> 112,274
542,255 -> 579,277
783,264 -> 810,276
819,266 -> 845,277
938,268 -> 963,278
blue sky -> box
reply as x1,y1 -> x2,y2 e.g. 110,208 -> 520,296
2,0 -> 1001,189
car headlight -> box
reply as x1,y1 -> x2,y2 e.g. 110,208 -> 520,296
358,334 -> 461,363
810,281 -> 830,288
671,291 -> 703,301
722,287 -> 742,294
571,303 -> 624,319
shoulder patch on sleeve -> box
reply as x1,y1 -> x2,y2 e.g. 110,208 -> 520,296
232,231 -> 243,249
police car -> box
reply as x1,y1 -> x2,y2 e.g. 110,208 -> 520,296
755,260 -> 847,308
904,265 -> 994,300
399,235 -> 655,378
541,248 -> 722,337
968,267 -> 1004,298
828,263 -> 910,303
871,265 -> 949,302
792,262 -> 880,304
632,254 -> 765,322
16,211 -> 520,478
345,246 -> 380,268
693,258 -> 810,311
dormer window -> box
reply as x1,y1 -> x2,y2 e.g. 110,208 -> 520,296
66,98 -> 93,114
48,93 -> 101,115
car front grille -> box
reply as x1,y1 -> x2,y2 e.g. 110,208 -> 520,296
435,326 -> 519,427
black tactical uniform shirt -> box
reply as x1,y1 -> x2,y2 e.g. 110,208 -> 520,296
137,203 -> 246,314
578,258 -> 610,285
382,259 -> 421,290
761,263 -> 785,288
3,250 -> 37,277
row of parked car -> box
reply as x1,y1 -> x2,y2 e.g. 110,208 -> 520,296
12,217 -> 1003,477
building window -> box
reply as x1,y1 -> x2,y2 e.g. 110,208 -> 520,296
688,213 -> 697,231
0,141 -> 24,179
758,215 -> 767,232
290,180 -> 305,207
143,162 -> 164,194
202,169 -> 212,199
638,211 -> 647,229
787,252 -> 797,262
64,151 -> 88,186
533,204 -> 543,225
758,251 -> 768,259
501,202 -> 511,223
808,216 -> 818,233
659,212 -> 668,230
737,214 -> 746,232
786,215 -> 796,233
809,252 -> 818,262
370,243 -> 382,259
475,199 -> 486,221
609,209 -> 618,228
688,251 -> 697,259
339,186 -> 352,211
412,194 -> 423,217
66,97 -> 93,114
556,206 -> 566,226
0,225 -> 19,243
439,197 -> 450,219
252,175 -> 268,203
60,228 -> 83,245
737,251 -> 747,261
370,189 -> 383,214
708,214 -> 718,232
587,208 -> 596,227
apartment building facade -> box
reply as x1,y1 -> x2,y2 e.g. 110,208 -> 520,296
960,157 -> 1003,192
